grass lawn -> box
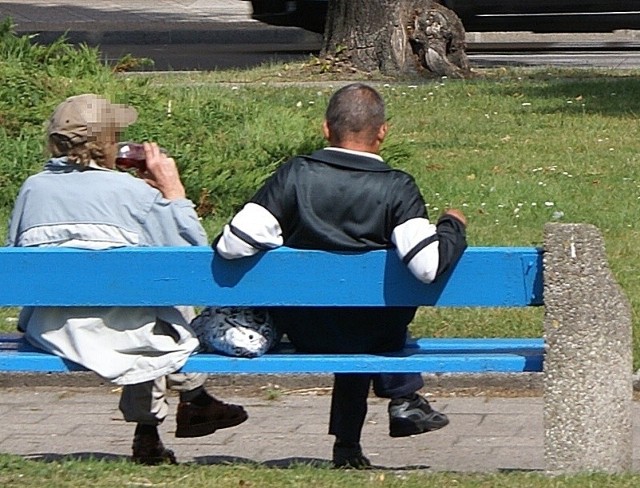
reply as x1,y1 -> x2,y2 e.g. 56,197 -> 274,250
2,454 -> 640,487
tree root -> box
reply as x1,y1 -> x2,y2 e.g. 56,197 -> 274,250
408,4 -> 472,78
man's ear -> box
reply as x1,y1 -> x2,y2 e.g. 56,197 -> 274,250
322,120 -> 331,141
377,122 -> 388,143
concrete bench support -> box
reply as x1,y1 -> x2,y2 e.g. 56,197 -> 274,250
543,223 -> 633,474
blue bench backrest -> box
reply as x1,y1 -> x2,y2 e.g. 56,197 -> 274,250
0,246 -> 543,307
0,246 -> 545,374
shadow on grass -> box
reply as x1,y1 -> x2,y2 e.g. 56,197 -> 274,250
21,454 -> 547,472
24,452 -> 128,463
195,456 -> 431,470
504,75 -> 640,117
23,452 -> 432,470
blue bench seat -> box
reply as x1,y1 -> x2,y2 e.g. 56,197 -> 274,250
0,335 -> 544,374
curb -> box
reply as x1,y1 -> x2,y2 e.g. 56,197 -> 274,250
13,22 -> 323,47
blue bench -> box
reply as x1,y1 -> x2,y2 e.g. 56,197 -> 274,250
2,225 -> 632,475
0,246 -> 544,375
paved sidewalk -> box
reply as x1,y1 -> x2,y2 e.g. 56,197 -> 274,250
0,0 -> 321,45
1,0 -> 254,30
0,385 -> 639,472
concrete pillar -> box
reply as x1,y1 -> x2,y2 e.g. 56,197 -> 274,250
543,223 -> 633,474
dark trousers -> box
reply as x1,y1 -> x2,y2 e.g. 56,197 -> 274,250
270,306 -> 424,443
329,372 -> 424,442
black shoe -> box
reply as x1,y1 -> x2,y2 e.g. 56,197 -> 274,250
175,397 -> 248,438
388,394 -> 449,438
332,441 -> 372,469
131,433 -> 177,465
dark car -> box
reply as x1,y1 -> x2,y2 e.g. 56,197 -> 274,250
247,1 -> 640,33
247,0 -> 328,33
446,0 -> 640,32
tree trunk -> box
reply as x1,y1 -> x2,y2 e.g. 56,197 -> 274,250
321,0 -> 471,79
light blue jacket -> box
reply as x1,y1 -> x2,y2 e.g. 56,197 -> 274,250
7,157 -> 207,248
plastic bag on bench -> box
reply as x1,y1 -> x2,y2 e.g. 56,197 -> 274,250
189,306 -> 281,358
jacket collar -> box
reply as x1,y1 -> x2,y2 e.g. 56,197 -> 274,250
44,157 -> 114,173
304,148 -> 392,172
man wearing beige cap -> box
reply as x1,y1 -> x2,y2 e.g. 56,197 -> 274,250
6,94 -> 247,465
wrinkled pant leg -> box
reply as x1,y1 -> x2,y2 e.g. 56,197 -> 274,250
328,373 -> 372,443
119,376 -> 169,426
372,373 -> 424,399
119,373 -> 208,425
168,372 -> 209,403
166,373 -> 208,393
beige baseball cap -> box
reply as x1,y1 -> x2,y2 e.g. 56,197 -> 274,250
47,94 -> 138,144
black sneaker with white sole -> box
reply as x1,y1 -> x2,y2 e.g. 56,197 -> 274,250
388,394 -> 449,438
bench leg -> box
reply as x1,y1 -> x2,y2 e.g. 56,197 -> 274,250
543,223 -> 633,474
